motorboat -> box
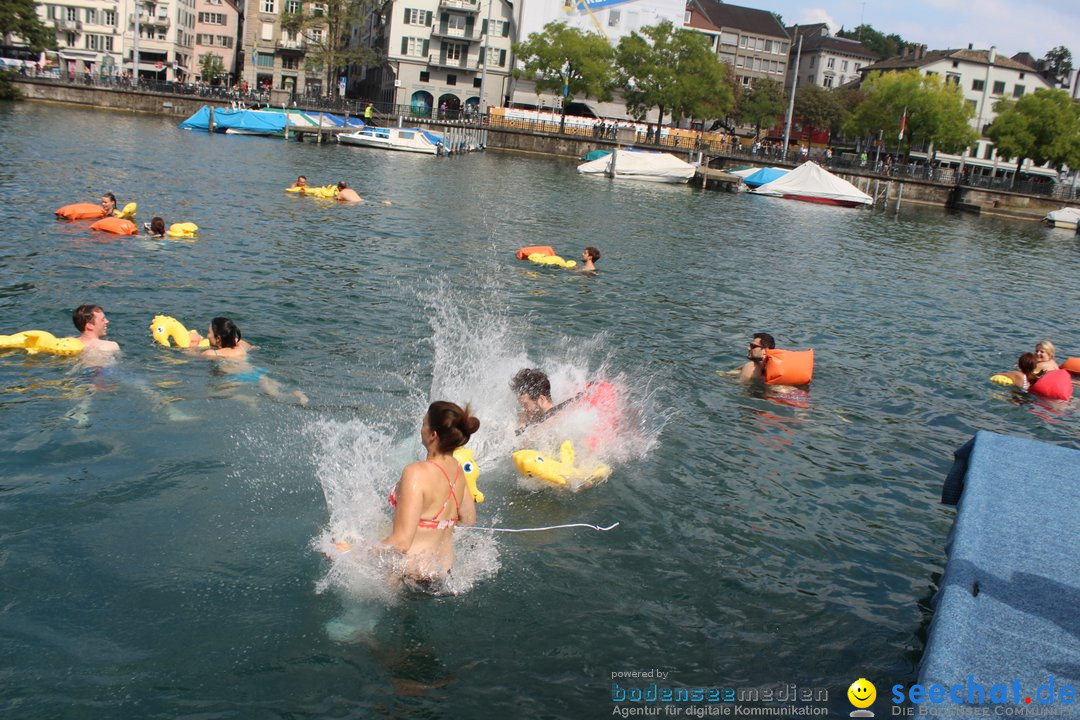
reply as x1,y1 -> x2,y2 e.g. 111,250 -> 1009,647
337,126 -> 444,155
576,149 -> 695,184
1044,207 -> 1080,230
751,162 -> 872,207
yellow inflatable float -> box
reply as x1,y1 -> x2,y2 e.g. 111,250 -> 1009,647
286,185 -> 338,199
512,440 -> 611,489
116,202 -> 137,220
528,252 -> 577,269
0,330 -> 84,356
149,315 -> 210,349
166,222 -> 199,239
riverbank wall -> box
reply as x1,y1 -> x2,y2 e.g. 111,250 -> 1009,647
13,77 -> 1076,221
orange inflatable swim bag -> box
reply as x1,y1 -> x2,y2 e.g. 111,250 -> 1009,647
1029,368 -> 1073,401
764,348 -> 814,385
89,217 -> 138,235
516,246 -> 555,260
56,203 -> 107,220
1062,357 -> 1080,375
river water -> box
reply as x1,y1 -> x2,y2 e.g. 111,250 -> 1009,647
1,102 -> 1078,718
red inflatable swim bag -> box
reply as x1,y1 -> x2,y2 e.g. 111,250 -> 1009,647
764,349 -> 814,385
1029,368 -> 1073,401
1062,357 -> 1080,375
89,217 -> 138,235
56,203 -> 107,220
516,246 -> 555,260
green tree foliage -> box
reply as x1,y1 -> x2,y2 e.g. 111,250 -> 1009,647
1041,46 -> 1073,88
282,0 -> 380,98
845,69 -> 977,154
514,22 -> 615,131
0,70 -> 22,100
735,77 -> 784,137
987,88 -> 1080,186
665,28 -> 733,125
836,24 -> 907,60
615,21 -> 676,124
199,53 -> 226,83
0,0 -> 57,52
793,83 -> 851,136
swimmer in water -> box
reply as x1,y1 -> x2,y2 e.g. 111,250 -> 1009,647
144,217 -> 166,238
335,182 -> 363,203
381,401 -> 478,584
1034,340 -> 1059,376
737,332 -> 774,382
290,175 -> 308,191
581,246 -> 601,272
188,317 -> 307,404
997,352 -> 1039,391
72,304 -> 120,356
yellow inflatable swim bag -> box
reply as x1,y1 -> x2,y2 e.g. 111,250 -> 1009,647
989,374 -> 1016,386
115,202 -> 138,220
149,315 -> 210,349
512,440 -> 611,489
166,222 -> 199,239
528,253 -> 577,269
286,184 -> 338,199
0,330 -> 84,356
452,446 -> 484,503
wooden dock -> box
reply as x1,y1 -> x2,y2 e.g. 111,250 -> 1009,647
695,167 -> 742,190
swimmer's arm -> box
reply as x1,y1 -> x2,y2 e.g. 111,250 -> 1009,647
458,482 -> 476,527
381,467 -> 422,552
736,361 -> 757,382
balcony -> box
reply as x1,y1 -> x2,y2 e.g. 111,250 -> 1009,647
130,12 -> 170,27
277,38 -> 305,51
430,25 -> 480,42
428,53 -> 475,71
55,19 -> 83,31
439,0 -> 480,13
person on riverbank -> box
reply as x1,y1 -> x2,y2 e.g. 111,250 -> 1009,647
581,246 -> 601,272
144,217 -> 166,237
335,182 -> 362,203
381,401 -> 478,585
73,304 -> 120,356
364,103 -> 375,126
1034,340 -> 1060,375
738,333 -> 775,382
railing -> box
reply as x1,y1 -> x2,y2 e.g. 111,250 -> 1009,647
430,26 -> 480,41
439,0 -> 481,10
277,38 -> 305,49
130,12 -> 170,26
427,53 -> 473,70
55,19 -> 83,31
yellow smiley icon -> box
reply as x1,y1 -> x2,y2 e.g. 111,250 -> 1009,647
847,678 -> 876,709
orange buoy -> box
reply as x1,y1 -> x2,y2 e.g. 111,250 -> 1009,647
516,245 -> 556,260
1062,357 -> 1080,374
764,348 -> 814,385
89,217 -> 138,235
56,203 -> 107,220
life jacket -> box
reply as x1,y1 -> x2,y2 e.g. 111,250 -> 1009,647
89,217 -> 139,235
1029,368 -> 1073,401
516,245 -> 555,260
764,349 -> 814,385
56,203 -> 107,220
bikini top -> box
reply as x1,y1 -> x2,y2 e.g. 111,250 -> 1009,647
388,459 -> 462,530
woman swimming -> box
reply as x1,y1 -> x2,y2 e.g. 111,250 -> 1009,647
997,352 -> 1039,391
382,401 -> 479,584
1034,340 -> 1059,375
189,317 -> 306,403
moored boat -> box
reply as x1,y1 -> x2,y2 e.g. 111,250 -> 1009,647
751,162 -> 872,207
1044,207 -> 1080,230
576,149 -> 695,184
337,126 -> 444,155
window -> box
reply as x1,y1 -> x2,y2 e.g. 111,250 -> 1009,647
823,75 -> 833,88
255,51 -> 274,67
85,8 -> 96,24
198,12 -> 225,23
738,36 -> 747,48
734,55 -> 743,68
946,73 -> 960,85
219,35 -> 233,47
992,80 -> 1004,94
406,8 -> 430,24
841,59 -> 848,71
683,10 -> 690,23
66,31 -> 76,46
1019,72 -> 1025,79
262,0 -> 275,13
261,21 -> 273,40
105,35 -> 113,51
779,42 -> 787,53
473,77 -> 481,87
720,31 -> 737,46
282,56 -> 298,68
755,37 -> 763,51
447,73 -> 456,85
1013,84 -> 1025,97
607,9 -> 619,26
47,5 -> 55,19
87,33 -> 99,49
854,62 -> 861,71
751,57 -> 760,71
445,42 -> 463,60
972,78 -> 984,91
311,3 -> 325,16
983,143 -> 993,160
826,57 -> 835,69
809,56 -> 815,68
285,0 -> 301,12
448,14 -> 465,30
497,49 -> 506,66
419,70 -> 429,81
309,28 -> 322,43
66,7 -> 78,21
952,60 -> 958,68
401,36 -> 427,57
483,19 -> 507,36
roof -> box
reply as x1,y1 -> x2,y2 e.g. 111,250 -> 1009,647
864,48 -> 1037,74
687,0 -> 788,39
797,33 -> 877,60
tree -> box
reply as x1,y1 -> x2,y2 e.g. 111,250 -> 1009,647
986,89 -> 1080,187
1041,46 -> 1073,88
199,53 -> 226,84
845,70 -> 977,155
666,29 -> 733,125
615,21 -> 677,125
0,0 -> 57,52
282,0 -> 380,98
513,22 -> 616,132
836,24 -> 907,60
736,77 -> 784,138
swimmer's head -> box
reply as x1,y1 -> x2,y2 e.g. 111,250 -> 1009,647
149,217 -> 165,236
1035,340 -> 1056,360
209,317 -> 241,349
511,368 -> 553,422
337,181 -> 347,190
101,192 -> 117,211
73,304 -> 104,333
1018,352 -> 1038,376
425,401 -> 480,454
583,246 -> 600,263
296,175 -> 307,186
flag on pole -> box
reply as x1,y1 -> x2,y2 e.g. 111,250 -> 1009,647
898,106 -> 908,141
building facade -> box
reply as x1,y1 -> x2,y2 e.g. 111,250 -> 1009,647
684,0 -> 789,90
362,0 -> 515,116
786,23 -> 875,91
193,0 -> 241,83
124,0 -> 198,81
36,0 -> 126,77
240,0 -> 329,100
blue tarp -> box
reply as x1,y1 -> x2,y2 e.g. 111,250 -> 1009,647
920,431 -> 1080,713
743,167 -> 789,188
178,106 -> 287,133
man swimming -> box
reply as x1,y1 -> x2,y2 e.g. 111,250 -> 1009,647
73,304 -> 120,355
737,332 -> 774,382
511,368 -> 557,427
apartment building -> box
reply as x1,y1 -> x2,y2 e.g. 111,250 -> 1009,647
240,0 -> 328,100
193,0 -> 241,83
37,0 -> 125,76
786,23 -> 875,91
684,0 -> 789,89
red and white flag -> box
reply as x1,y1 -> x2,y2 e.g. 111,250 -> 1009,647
898,106 -> 908,141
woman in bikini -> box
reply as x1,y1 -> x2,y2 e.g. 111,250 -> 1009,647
382,401 -> 479,582
188,317 -> 306,403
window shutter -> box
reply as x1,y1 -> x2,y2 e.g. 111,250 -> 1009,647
401,36 -> 408,54
440,12 -> 448,23
499,48 -> 506,65
403,7 -> 408,22
465,16 -> 474,35
481,19 -> 487,35
502,21 -> 509,36
422,38 -> 429,55
426,11 -> 432,25
478,47 -> 484,64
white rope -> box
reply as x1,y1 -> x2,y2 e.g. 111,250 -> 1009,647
460,522 -> 620,533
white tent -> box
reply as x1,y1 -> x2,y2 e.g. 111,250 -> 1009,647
577,150 -> 695,184
752,162 -> 872,207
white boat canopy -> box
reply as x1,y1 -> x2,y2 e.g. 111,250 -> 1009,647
752,162 -> 872,206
